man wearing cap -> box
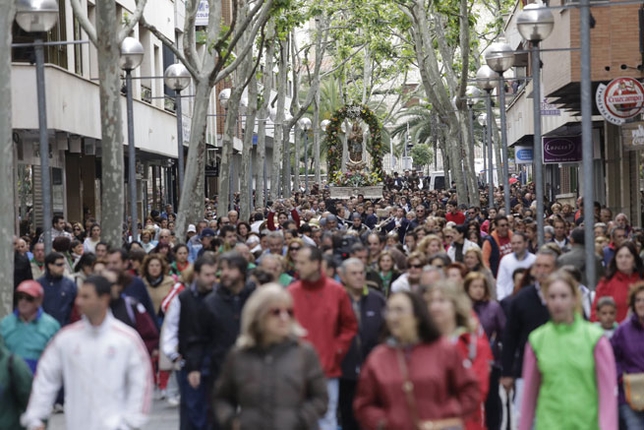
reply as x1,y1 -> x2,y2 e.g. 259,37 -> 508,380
196,228 -> 216,259
446,224 -> 480,263
1,281 -> 60,373
188,221 -> 207,262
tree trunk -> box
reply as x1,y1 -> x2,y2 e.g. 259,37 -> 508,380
272,41 -> 287,199
0,0 -> 15,317
176,78 -> 211,239
256,26 -> 275,207
96,0 -> 125,247
241,72 -> 258,220
313,88 -> 321,185
460,114 -> 479,205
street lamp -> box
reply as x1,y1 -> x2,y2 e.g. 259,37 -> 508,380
485,38 -> 514,216
219,88 -> 234,210
517,3 -> 554,246
119,36 -> 144,243
15,0 -> 59,254
299,117 -> 312,194
476,65 -> 497,210
466,86 -> 481,187
477,112 -> 488,199
164,63 -> 191,198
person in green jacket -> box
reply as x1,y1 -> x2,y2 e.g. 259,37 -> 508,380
0,334 -> 33,429
519,270 -> 618,430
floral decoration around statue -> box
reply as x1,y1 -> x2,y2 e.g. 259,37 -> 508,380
325,104 -> 384,186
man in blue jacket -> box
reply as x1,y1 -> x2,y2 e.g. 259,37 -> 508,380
37,252 -> 77,327
338,258 -> 386,430
1,281 -> 59,373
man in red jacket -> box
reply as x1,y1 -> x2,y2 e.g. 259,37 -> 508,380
288,246 -> 358,430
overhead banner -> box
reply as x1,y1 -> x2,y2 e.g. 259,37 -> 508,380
596,77 -> 644,125
515,146 -> 534,164
543,136 -> 582,164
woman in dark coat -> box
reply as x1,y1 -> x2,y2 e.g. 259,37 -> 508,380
214,284 -> 328,430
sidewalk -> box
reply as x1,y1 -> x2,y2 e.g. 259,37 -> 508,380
48,398 -> 179,430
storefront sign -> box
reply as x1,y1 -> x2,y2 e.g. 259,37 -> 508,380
515,146 -> 534,164
621,122 -> 644,151
596,77 -> 644,125
543,136 -> 582,164
196,0 -> 209,26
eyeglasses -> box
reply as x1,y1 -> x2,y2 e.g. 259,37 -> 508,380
52,262 -> 65,267
16,293 -> 35,303
269,307 -> 294,318
289,247 -> 301,251
73,227 -> 81,231
409,263 -> 423,269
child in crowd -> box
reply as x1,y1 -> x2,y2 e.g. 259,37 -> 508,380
594,296 -> 618,338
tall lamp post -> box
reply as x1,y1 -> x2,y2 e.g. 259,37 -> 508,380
164,63 -> 191,199
477,113 -> 488,201
517,3 -> 554,246
466,86 -> 481,188
476,65 -> 497,210
320,119 -> 330,181
485,39 -> 514,216
119,37 -> 144,243
219,88 -> 233,210
15,0 -> 59,254
299,117 -> 312,194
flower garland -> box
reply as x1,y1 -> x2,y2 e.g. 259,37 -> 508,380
325,104 -> 384,184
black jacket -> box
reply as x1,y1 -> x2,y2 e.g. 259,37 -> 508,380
501,284 -> 550,378
186,282 -> 255,379
341,288 -> 387,381
177,285 -> 213,372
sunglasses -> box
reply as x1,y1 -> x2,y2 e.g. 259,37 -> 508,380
16,293 -> 35,302
289,247 -> 301,251
269,307 -> 294,318
409,263 -> 423,269
52,262 -> 65,267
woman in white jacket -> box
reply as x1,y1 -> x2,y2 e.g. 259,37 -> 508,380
21,275 -> 153,430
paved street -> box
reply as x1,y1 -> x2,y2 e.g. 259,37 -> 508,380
48,399 -> 180,430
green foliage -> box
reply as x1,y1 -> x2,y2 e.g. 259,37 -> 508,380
410,144 -> 433,168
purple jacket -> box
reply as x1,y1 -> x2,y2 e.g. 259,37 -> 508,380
473,300 -> 506,365
610,314 -> 644,404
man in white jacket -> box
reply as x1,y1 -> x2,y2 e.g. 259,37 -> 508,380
22,275 -> 153,430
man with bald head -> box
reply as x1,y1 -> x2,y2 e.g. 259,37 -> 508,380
259,253 -> 292,286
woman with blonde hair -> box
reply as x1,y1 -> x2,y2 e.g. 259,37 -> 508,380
520,270 -> 617,430
464,247 -> 496,299
416,234 -> 443,257
425,280 -> 492,430
465,272 -> 506,430
214,284 -> 328,429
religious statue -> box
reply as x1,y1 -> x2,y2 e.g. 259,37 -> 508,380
348,121 -> 364,163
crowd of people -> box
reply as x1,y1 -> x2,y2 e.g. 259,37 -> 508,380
3,177 -> 644,430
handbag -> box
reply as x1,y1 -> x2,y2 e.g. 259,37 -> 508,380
396,349 -> 464,430
623,373 -> 644,411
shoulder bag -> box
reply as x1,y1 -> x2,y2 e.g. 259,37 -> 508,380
396,349 -> 464,430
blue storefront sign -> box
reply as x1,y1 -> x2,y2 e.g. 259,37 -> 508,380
515,146 -> 534,164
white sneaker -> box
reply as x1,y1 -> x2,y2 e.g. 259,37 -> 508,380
167,396 -> 180,407
154,388 -> 167,400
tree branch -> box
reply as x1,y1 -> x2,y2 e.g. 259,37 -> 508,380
119,0 -> 148,42
69,0 -> 97,46
183,0 -> 201,74
139,15 -> 200,78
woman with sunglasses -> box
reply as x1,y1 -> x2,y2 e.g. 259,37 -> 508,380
214,284 -> 328,429
285,238 -> 304,277
354,291 -> 480,430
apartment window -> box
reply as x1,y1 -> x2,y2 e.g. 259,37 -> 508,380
74,17 -> 83,76
12,0 -> 68,69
